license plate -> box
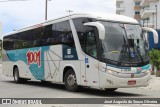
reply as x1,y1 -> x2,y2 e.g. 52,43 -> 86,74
128,80 -> 136,85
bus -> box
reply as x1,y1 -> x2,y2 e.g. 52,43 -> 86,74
2,13 -> 158,92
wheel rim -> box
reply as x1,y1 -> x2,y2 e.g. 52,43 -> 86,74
67,74 -> 76,88
14,70 -> 18,81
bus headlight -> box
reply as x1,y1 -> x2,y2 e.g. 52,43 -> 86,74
98,66 -> 116,75
106,69 -> 117,75
145,70 -> 151,75
106,69 -> 115,75
142,69 -> 150,75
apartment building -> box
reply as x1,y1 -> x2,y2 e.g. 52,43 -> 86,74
116,0 -> 160,30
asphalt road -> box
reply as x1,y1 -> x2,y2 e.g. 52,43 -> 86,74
1,67 -> 160,98
1,67 -> 160,107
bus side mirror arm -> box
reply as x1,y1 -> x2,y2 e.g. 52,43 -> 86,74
142,27 -> 158,44
83,22 -> 105,40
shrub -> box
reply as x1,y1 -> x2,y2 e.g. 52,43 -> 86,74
149,49 -> 160,70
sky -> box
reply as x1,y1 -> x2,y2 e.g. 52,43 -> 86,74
0,0 -> 116,38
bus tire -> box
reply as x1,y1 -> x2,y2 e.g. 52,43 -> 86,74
64,69 -> 79,92
13,67 -> 25,83
105,88 -> 117,92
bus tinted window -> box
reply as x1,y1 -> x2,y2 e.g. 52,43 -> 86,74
42,25 -> 53,46
18,27 -> 43,49
73,18 -> 96,52
54,21 -> 74,47
3,36 -> 14,50
12,34 -> 21,49
3,20 -> 74,50
42,20 -> 74,47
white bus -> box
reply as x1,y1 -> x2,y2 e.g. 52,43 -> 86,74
2,13 -> 158,92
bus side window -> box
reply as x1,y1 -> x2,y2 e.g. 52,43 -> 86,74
12,34 -> 20,49
77,32 -> 85,51
86,30 -> 97,58
3,36 -> 14,50
42,25 -> 53,46
18,28 -> 43,49
61,33 -> 74,47
73,18 -> 97,55
54,21 -> 75,47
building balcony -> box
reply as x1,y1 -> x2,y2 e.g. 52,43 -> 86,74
141,0 -> 159,7
134,6 -> 141,10
134,0 -> 141,2
117,0 -> 123,3
134,15 -> 141,21
116,0 -> 124,6
141,7 -> 156,19
116,11 -> 121,15
143,22 -> 154,28
116,7 -> 125,14
116,6 -> 125,13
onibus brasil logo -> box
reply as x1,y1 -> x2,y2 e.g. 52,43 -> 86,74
26,48 -> 41,68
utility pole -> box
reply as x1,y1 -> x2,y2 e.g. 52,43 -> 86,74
66,10 -> 73,15
45,0 -> 51,20
155,5 -> 158,29
153,13 -> 155,28
45,0 -> 48,20
66,10 -> 73,18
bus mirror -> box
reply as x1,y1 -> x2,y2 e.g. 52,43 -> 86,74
83,22 -> 105,40
142,27 -> 158,44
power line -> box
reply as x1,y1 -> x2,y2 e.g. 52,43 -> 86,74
0,0 -> 30,2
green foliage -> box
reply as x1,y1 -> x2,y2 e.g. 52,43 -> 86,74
149,49 -> 160,70
0,50 -> 1,59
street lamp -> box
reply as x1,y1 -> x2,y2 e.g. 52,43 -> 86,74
147,17 -> 149,27
45,0 -> 51,21
155,5 -> 158,29
66,10 -> 73,14
66,10 -> 73,18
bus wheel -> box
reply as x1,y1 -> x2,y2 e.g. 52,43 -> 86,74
64,69 -> 79,91
13,67 -> 24,83
105,88 -> 117,92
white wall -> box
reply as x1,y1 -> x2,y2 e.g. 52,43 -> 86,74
123,0 -> 135,18
117,0 -> 135,18
0,22 -> 2,39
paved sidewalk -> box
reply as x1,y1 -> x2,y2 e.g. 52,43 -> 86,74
139,75 -> 160,91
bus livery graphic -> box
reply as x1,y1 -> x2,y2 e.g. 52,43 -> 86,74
26,48 -> 41,68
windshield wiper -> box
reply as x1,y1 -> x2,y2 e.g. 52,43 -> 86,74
118,24 -> 131,60
129,35 -> 144,64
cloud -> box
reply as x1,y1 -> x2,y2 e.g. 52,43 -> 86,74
0,0 -> 116,37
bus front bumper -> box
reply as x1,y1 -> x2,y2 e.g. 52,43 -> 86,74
99,72 -> 151,89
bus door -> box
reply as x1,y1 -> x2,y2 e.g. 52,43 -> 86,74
85,30 -> 99,88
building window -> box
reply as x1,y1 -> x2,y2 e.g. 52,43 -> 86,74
135,11 -> 140,15
135,2 -> 140,6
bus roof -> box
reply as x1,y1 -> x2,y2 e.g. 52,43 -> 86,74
4,13 -> 139,37
71,13 -> 139,24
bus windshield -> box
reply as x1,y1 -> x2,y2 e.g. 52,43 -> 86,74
100,21 -> 149,65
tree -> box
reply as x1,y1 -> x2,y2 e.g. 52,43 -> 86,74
149,49 -> 160,77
